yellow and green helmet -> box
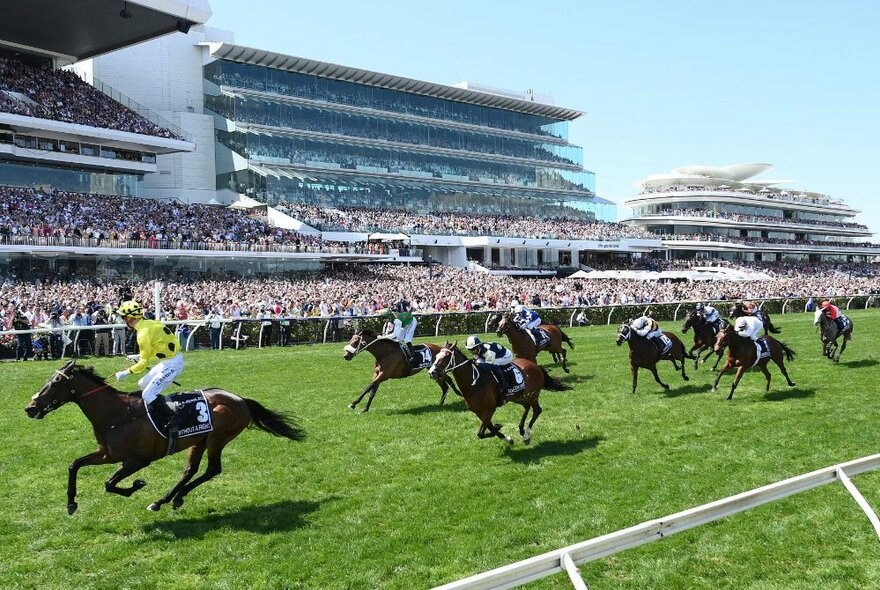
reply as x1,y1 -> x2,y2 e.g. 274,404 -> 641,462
117,300 -> 144,318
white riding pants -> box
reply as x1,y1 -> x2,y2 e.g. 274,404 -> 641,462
138,354 -> 185,404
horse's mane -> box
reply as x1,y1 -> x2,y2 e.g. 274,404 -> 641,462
360,328 -> 378,339
74,364 -> 104,380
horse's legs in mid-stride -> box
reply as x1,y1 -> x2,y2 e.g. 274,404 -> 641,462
711,349 -> 725,371
349,371 -> 385,412
520,401 -> 542,444
699,346 -> 715,366
149,441 -> 207,511
630,364 -> 639,395
678,354 -> 690,381
104,456 -> 150,497
712,359 -> 733,392
67,450 -> 115,515
759,363 -> 772,392
559,349 -> 569,373
727,366 -> 747,400
772,354 -> 796,387
438,378 -> 449,405
650,365 -> 669,390
171,442 -> 225,510
476,409 -> 512,443
836,337 -> 849,363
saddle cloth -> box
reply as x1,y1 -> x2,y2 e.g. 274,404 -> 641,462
752,338 -> 771,367
408,344 -> 434,369
147,390 -> 214,439
838,316 -> 852,332
476,364 -> 527,398
657,334 -> 673,355
533,328 -> 551,348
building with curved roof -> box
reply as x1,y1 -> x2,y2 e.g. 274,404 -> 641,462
622,163 -> 877,262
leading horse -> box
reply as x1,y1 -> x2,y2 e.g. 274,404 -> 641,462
730,302 -> 780,334
25,360 -> 304,515
814,307 -> 854,363
711,324 -> 796,400
681,309 -> 727,370
427,341 -> 569,444
616,324 -> 693,394
494,313 -> 574,373
343,329 -> 458,412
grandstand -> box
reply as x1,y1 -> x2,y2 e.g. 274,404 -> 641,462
622,163 -> 878,262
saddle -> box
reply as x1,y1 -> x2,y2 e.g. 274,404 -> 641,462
752,338 -> 771,367
531,328 -> 551,348
654,334 -> 673,356
835,316 -> 852,333
474,364 -> 526,400
147,391 -> 214,439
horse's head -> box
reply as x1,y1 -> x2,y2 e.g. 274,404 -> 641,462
729,302 -> 744,318
714,324 -> 733,352
428,341 -> 461,380
682,310 -> 697,333
616,324 -> 631,346
342,329 -> 377,360
25,360 -> 81,419
495,313 -> 512,337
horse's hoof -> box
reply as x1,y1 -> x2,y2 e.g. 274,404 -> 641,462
67,502 -> 78,515
789,382 -> 796,387
504,437 -> 513,444
683,376 -> 690,381
563,367 -> 570,373
133,479 -> 147,491
147,503 -> 161,512
662,384 -> 670,390
711,387 -> 717,393
172,498 -> 184,510
347,403 -> 356,410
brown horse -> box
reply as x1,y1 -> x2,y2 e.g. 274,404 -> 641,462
615,324 -> 693,394
342,329 -> 458,412
495,313 -> 574,373
814,308 -> 854,363
681,309 -> 727,370
24,360 -> 304,515
427,341 -> 569,444
712,324 -> 796,400
730,302 -> 781,334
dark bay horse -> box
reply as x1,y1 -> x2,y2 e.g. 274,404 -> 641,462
495,313 -> 574,373
814,308 -> 854,363
616,324 -> 693,394
343,329 -> 458,412
681,310 -> 727,370
712,324 -> 796,400
730,302 -> 781,334
25,360 -> 304,515
427,341 -> 570,444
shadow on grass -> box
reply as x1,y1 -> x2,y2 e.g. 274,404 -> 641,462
662,383 -> 712,398
763,387 -> 816,402
142,499 -> 323,539
842,359 -> 878,368
387,399 -> 466,416
556,372 -> 593,385
504,435 -> 603,464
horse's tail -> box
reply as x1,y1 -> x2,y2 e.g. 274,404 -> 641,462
559,328 -> 575,350
778,341 -> 796,362
540,367 -> 572,391
245,398 -> 306,441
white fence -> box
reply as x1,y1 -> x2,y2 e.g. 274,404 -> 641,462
433,454 -> 880,589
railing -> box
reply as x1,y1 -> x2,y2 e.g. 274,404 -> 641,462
433,453 -> 880,589
90,76 -> 192,142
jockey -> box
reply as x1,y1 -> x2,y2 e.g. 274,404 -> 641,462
733,315 -> 764,341
695,302 -> 721,331
466,335 -> 513,400
114,300 -> 182,451
630,315 -> 668,354
379,308 -> 418,360
512,304 -> 542,343
820,300 -> 849,332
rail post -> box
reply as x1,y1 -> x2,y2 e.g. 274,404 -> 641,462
435,315 -> 443,337
673,303 -> 683,321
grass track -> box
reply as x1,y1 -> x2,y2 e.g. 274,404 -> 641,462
2,309 -> 879,589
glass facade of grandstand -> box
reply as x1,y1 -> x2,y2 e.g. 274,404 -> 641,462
205,60 -> 613,221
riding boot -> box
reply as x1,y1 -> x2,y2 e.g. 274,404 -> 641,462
148,395 -> 179,456
493,367 -> 507,407
406,342 -> 415,364
651,336 -> 666,355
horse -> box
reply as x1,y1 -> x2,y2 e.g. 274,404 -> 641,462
427,341 -> 570,444
24,360 -> 304,515
730,302 -> 781,334
494,313 -> 574,373
681,310 -> 727,370
814,308 -> 854,363
616,324 -> 693,394
342,329 -> 459,412
711,324 -> 796,400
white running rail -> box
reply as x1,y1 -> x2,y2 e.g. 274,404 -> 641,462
433,453 -> 880,590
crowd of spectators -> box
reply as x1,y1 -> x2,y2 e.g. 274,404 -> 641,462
638,185 -> 846,208
640,208 -> 868,230
0,56 -> 181,139
665,233 -> 880,249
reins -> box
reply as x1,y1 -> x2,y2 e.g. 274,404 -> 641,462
348,332 -> 382,358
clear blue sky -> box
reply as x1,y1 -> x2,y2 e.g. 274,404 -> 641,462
207,0 -> 879,236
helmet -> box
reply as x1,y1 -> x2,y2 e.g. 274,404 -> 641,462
821,300 -> 832,308
466,335 -> 481,350
117,300 -> 144,318
734,317 -> 748,331
378,308 -> 393,319
513,304 -> 524,314
695,302 -> 704,311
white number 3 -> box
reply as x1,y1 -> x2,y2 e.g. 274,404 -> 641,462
196,401 -> 209,423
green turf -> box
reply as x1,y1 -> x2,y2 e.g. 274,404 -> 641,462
2,310 -> 879,589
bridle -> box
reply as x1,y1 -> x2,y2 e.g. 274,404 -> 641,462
33,364 -> 113,416
433,345 -> 478,383
344,331 -> 381,358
